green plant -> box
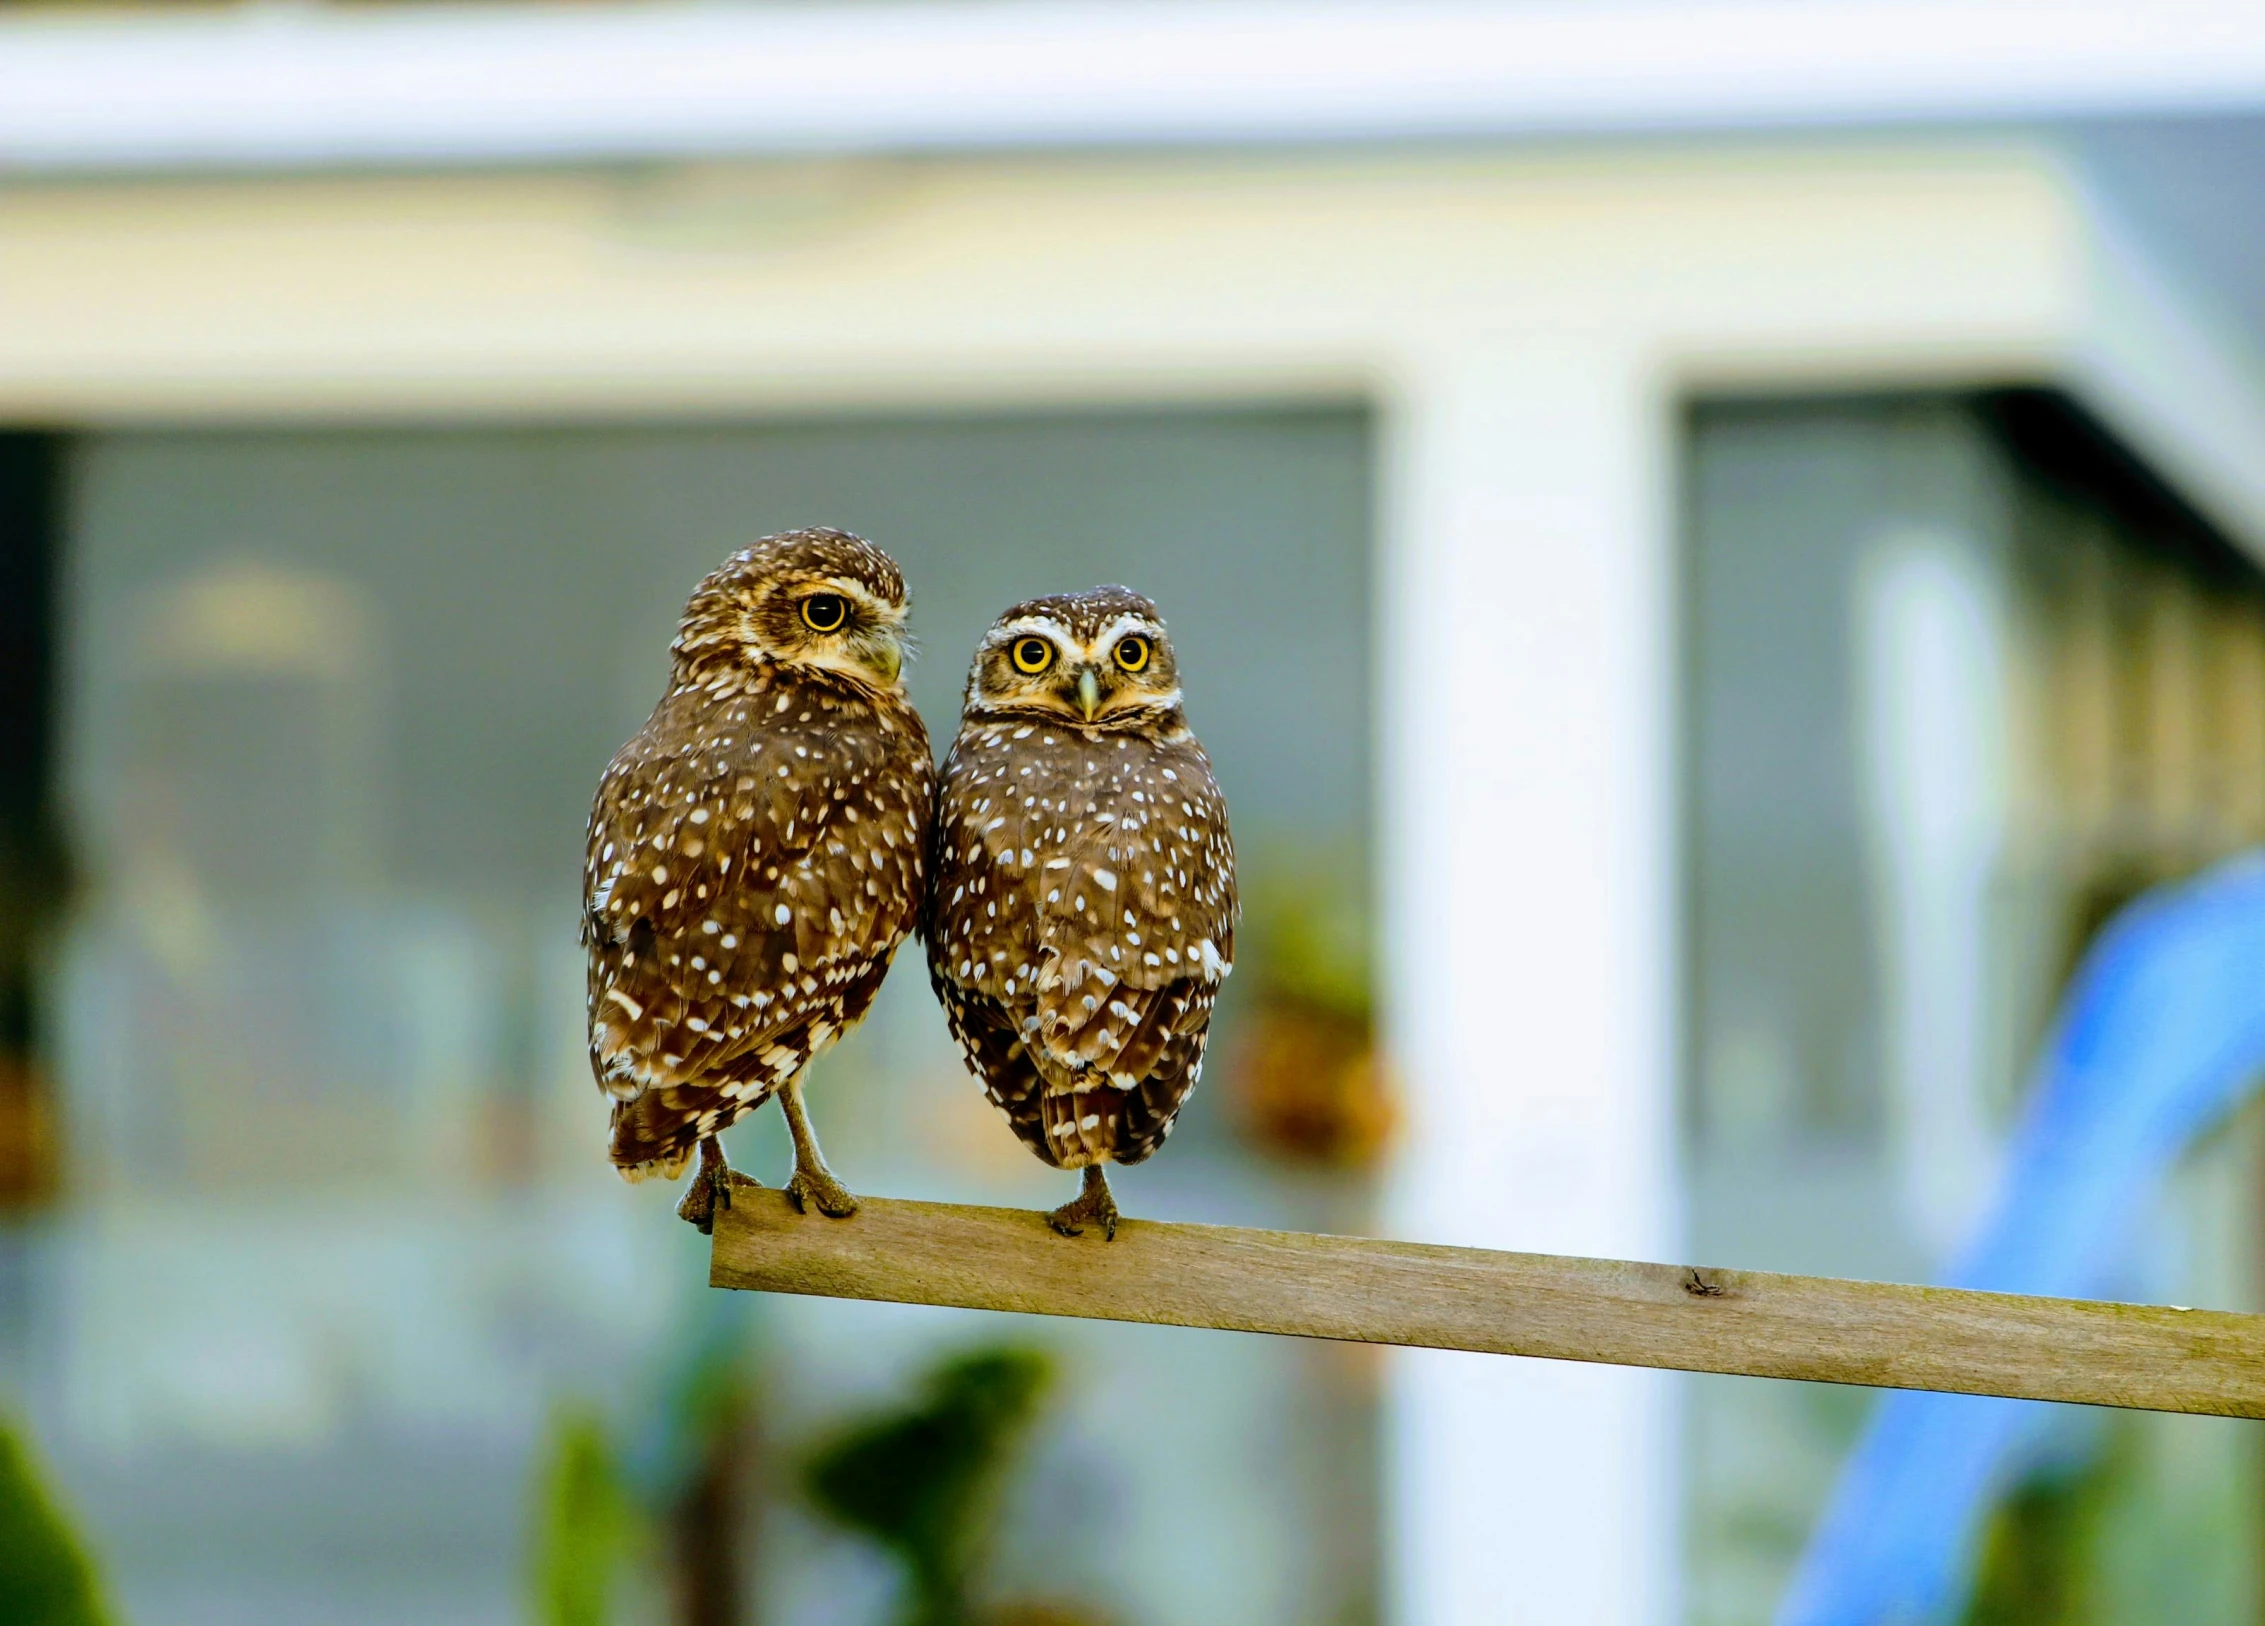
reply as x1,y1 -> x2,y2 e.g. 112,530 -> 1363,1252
1228,844 -> 1395,1167
532,1406 -> 642,1626
0,1413 -> 114,1626
802,1345 -> 1056,1626
1240,846 -> 1373,1026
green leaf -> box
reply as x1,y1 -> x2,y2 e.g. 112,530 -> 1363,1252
532,1406 -> 640,1626
802,1345 -> 1056,1626
0,1413 -> 115,1626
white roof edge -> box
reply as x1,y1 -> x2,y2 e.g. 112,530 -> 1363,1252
4,0 -> 2265,175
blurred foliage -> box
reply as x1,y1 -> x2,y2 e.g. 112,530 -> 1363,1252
801,1345 -> 1058,1626
532,1287 -> 772,1626
1230,1003 -> 1397,1170
660,1340 -> 759,1626
0,1413 -> 114,1626
1239,845 -> 1372,1025
1960,1410 -> 2259,1626
984,1607 -> 1114,1626
1227,844 -> 1395,1169
0,433 -> 64,1209
532,1406 -> 643,1626
0,1053 -> 59,1210
635,1279 -> 766,1626
1963,1459 -> 2110,1626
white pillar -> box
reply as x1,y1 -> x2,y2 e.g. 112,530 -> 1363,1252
1378,336 -> 1681,1626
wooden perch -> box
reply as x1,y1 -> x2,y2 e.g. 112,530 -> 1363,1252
710,1188 -> 2265,1419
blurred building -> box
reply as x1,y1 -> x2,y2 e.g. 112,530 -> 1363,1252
2,5 -> 2265,1626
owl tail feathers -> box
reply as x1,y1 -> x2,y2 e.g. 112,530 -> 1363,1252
608,1092 -> 699,1183
1038,1081 -> 1124,1170
614,1151 -> 692,1184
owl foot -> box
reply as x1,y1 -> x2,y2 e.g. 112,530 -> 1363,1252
1047,1166 -> 1119,1241
785,1163 -> 860,1219
778,1074 -> 857,1216
676,1138 -> 755,1235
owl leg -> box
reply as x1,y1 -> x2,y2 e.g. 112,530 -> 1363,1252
1046,1164 -> 1119,1241
778,1073 -> 859,1218
674,1136 -> 752,1235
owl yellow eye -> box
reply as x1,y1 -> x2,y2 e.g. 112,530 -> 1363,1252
1010,637 -> 1054,675
1112,635 -> 1151,673
799,593 -> 849,633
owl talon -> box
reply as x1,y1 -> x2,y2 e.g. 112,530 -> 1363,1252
786,1165 -> 859,1218
778,1073 -> 857,1216
676,1179 -> 717,1234
1047,1166 -> 1119,1240
677,1138 -> 743,1235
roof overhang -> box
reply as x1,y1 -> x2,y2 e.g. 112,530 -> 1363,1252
4,0 -> 2265,176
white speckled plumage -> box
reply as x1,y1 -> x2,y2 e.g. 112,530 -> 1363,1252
584,529 -> 932,1206
927,588 -> 1236,1199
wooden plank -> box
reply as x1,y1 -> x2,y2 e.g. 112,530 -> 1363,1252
709,1188 -> 2265,1419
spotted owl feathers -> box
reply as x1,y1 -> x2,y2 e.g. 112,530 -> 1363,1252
585,529 -> 933,1180
927,587 -> 1236,1171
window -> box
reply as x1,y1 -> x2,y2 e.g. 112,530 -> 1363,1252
1683,392 -> 2265,1625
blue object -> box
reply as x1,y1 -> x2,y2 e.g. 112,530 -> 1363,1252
1778,851 -> 2265,1626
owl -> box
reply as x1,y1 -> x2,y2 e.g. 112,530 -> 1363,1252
584,529 -> 933,1232
927,588 -> 1236,1238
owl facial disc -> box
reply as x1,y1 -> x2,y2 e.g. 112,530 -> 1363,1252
672,527 -> 914,696
964,592 -> 1182,726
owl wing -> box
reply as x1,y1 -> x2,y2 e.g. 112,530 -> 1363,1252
931,978 -> 1054,1163
585,681 -> 931,1107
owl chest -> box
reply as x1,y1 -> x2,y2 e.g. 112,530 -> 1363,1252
943,738 -> 1159,947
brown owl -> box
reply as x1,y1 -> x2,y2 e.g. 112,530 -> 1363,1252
927,588 -> 1236,1238
584,529 -> 933,1232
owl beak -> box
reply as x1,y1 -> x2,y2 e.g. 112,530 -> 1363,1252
872,632 -> 904,685
1076,667 -> 1102,721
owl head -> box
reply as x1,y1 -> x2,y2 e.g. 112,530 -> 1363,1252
672,528 -> 913,692
964,586 -> 1182,728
